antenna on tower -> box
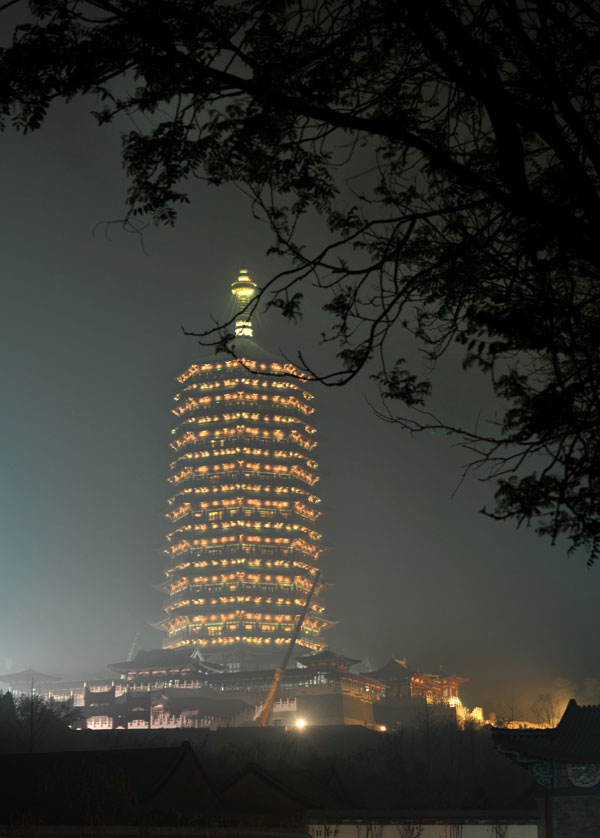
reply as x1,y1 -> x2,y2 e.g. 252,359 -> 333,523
126,632 -> 141,662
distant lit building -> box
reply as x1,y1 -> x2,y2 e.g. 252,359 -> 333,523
101,649 -> 386,729
156,270 -> 329,668
363,657 -> 477,729
364,657 -> 468,704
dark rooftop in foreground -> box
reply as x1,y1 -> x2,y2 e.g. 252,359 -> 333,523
492,699 -> 600,763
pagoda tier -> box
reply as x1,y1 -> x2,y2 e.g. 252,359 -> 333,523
159,272 -> 329,664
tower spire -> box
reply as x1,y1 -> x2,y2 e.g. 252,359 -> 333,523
231,269 -> 258,338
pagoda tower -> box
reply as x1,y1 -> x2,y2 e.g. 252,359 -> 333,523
158,270 -> 329,668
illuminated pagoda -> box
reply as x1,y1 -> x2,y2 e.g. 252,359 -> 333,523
157,270 -> 329,669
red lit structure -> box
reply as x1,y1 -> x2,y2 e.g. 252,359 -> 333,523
410,671 -> 467,703
365,657 -> 467,704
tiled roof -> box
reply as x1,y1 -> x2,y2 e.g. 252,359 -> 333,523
109,647 -> 224,673
0,743 -> 215,824
295,650 -> 361,668
216,761 -> 350,812
492,699 -> 600,763
361,657 -> 414,679
0,667 -> 63,684
227,336 -> 286,364
0,745 -> 354,825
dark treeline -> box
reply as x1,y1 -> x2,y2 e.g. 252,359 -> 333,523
0,691 -> 81,755
0,692 -> 533,812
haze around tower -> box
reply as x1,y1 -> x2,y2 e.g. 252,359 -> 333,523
0,93 -> 598,718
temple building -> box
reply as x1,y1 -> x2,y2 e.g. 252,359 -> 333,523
155,270 -> 330,669
95,648 -> 388,729
363,657 -> 468,703
492,699 -> 600,837
362,657 -> 480,728
0,651 -> 471,731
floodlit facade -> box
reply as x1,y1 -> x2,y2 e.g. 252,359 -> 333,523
157,270 -> 329,668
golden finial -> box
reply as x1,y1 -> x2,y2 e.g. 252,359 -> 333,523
231,269 -> 258,337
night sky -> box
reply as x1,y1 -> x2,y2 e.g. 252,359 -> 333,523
1,92 -> 598,718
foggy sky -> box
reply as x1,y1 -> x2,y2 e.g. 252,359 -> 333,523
0,94 -> 598,718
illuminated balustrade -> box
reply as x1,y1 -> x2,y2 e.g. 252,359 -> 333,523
176,412 -> 317,434
167,506 -> 317,524
172,393 -> 315,418
166,635 -> 323,652
164,537 -> 323,560
169,447 -> 318,469
168,485 -> 320,503
164,556 -> 303,573
178,376 -> 305,394
177,358 -> 311,385
167,520 -> 321,543
168,463 -> 319,487
165,593 -> 302,612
